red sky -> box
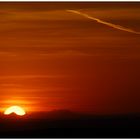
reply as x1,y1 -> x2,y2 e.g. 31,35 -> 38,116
0,2 -> 140,115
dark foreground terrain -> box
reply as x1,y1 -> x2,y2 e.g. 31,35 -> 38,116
0,110 -> 140,138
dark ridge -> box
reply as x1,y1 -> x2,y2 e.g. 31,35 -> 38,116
0,110 -> 140,138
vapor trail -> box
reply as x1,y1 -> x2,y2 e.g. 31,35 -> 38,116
66,10 -> 140,35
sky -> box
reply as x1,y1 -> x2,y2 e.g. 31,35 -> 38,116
0,2 -> 140,115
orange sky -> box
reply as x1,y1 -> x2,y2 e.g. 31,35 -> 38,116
0,2 -> 140,115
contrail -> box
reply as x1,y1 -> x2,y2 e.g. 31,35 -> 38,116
66,10 -> 140,35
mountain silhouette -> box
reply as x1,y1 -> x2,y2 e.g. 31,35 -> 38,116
0,111 -> 140,137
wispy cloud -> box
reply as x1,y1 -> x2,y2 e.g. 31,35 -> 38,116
66,10 -> 140,35
0,75 -> 65,80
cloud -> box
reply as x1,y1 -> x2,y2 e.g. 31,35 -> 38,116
66,10 -> 140,35
0,75 -> 65,80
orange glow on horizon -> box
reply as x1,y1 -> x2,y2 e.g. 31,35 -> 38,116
0,2 -> 140,115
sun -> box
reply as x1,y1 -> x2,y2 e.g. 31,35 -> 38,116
4,106 -> 26,116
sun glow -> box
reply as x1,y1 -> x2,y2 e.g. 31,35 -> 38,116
4,106 -> 26,116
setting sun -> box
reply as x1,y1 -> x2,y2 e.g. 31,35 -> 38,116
4,106 -> 26,116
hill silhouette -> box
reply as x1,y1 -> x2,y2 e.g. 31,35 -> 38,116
0,110 -> 140,138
